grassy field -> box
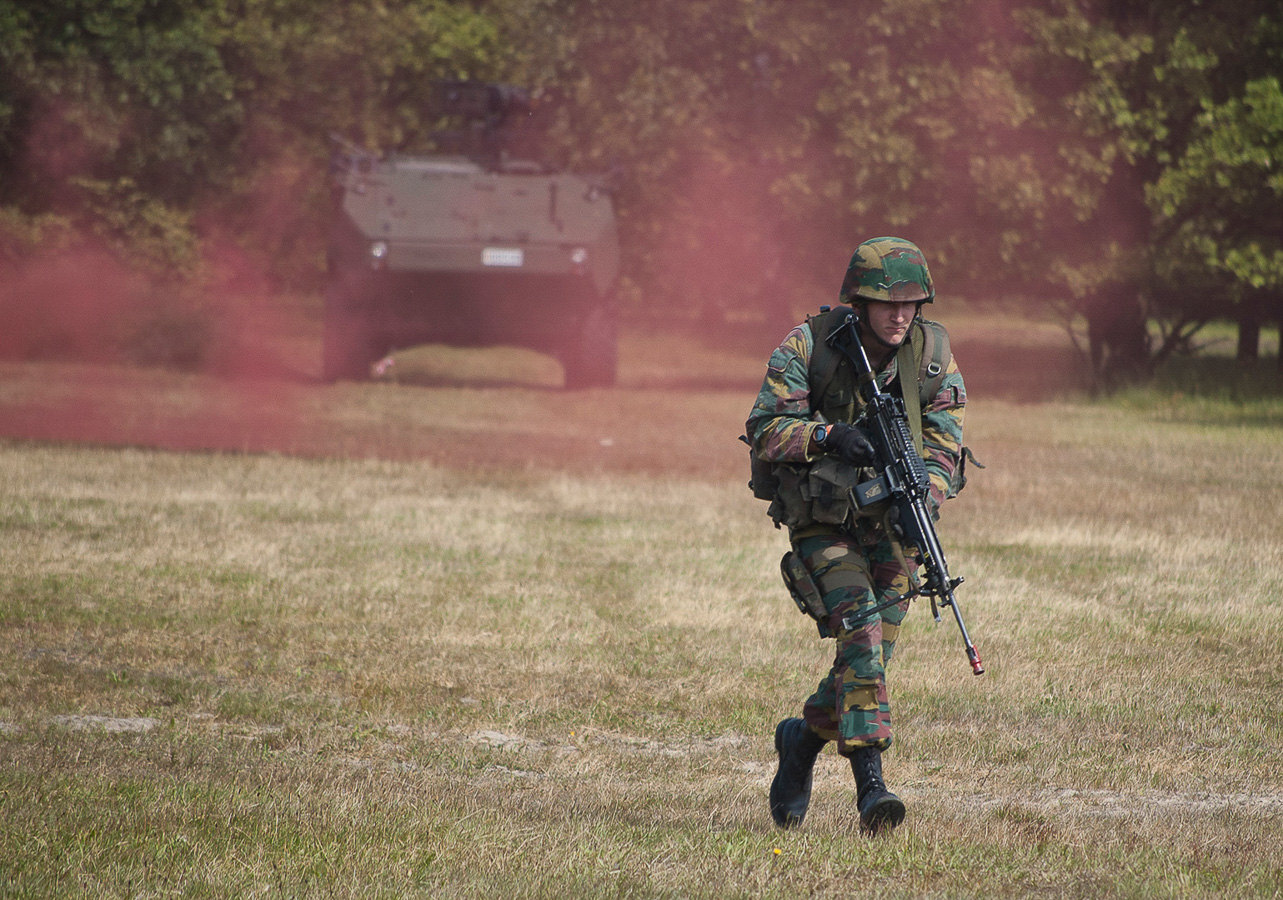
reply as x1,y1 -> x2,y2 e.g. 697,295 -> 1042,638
2,316 -> 1283,898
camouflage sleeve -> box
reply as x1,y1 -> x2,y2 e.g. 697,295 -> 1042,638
744,324 -> 823,463
921,354 -> 966,511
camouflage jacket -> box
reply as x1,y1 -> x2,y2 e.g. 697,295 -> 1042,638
745,318 -> 967,518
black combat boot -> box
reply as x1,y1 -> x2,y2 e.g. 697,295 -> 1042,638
849,746 -> 906,836
769,718 -> 828,829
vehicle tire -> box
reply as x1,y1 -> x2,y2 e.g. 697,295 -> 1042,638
562,302 -> 617,389
321,275 -> 377,382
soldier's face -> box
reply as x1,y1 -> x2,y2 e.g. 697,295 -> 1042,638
864,300 -> 917,347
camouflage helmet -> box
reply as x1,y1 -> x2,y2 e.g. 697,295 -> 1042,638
839,237 -> 935,304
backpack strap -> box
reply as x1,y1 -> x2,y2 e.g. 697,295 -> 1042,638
895,318 -> 951,455
915,317 -> 951,404
805,307 -> 846,406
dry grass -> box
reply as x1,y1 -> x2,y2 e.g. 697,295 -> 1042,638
2,320 -> 1283,898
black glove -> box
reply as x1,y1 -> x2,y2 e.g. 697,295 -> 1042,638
822,423 -> 877,467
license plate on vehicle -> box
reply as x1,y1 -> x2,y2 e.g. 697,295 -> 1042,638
482,247 -> 524,267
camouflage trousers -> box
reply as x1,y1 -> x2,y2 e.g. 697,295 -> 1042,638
795,530 -> 914,754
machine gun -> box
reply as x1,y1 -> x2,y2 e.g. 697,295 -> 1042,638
826,312 -> 985,676
430,80 -> 543,173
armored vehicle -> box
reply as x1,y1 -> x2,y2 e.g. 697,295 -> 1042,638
322,82 -> 620,387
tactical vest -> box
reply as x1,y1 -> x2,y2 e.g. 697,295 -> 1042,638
746,308 -> 954,530
805,306 -> 950,454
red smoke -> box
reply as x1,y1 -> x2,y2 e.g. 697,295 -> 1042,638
0,239 -> 314,456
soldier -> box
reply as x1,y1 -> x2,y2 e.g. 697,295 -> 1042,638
745,237 -> 967,835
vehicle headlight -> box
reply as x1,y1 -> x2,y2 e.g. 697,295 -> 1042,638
370,241 -> 389,266
570,248 -> 588,265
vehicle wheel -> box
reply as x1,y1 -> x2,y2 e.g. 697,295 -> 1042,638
321,276 -> 377,382
562,303 -> 617,389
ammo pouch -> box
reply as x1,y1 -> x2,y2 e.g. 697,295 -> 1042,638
746,443 -> 778,501
768,456 -> 891,530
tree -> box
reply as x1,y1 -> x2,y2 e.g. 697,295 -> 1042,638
488,0 -> 1069,332
4,0 -> 1280,386
0,0 -> 243,267
485,0 -> 795,327
1149,75 -> 1283,368
0,0 -> 508,368
0,0 -> 505,277
1010,1 -> 1283,385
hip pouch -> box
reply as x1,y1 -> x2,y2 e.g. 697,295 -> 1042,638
781,550 -> 832,638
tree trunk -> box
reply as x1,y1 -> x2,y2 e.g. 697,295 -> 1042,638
1237,311 -> 1261,366
1273,291 -> 1283,378
1084,287 -> 1150,391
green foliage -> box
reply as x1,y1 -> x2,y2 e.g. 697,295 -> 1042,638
6,0 -> 243,203
1149,76 -> 1283,291
216,0 -> 503,152
70,176 -> 198,270
485,0 -> 1283,348
0,0 -> 502,291
1018,4 -> 1282,326
0,206 -> 75,260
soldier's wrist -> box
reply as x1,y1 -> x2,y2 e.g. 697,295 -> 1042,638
810,424 -> 829,457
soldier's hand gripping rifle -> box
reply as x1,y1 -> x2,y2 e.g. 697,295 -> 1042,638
826,312 -> 984,676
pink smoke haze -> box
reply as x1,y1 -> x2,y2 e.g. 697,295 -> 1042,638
0,243 -> 313,457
